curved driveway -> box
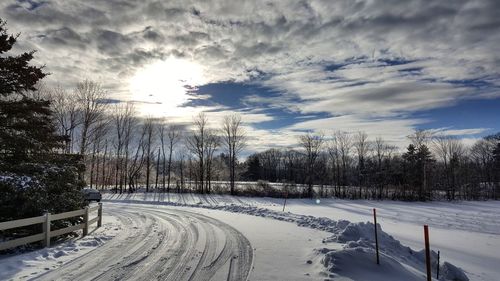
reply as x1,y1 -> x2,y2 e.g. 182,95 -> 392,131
37,204 -> 253,281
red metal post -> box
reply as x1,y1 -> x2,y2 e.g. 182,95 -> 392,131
424,225 -> 432,281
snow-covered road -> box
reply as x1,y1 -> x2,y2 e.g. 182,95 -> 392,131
101,192 -> 500,281
1,193 -> 488,280
36,204 -> 253,281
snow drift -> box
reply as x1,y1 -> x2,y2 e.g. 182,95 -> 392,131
320,221 -> 469,281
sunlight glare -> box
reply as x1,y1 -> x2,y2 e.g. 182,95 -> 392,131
129,57 -> 206,116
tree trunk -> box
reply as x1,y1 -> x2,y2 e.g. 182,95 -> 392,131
155,148 -> 160,190
167,146 -> 173,193
101,142 -> 107,190
89,141 -> 97,188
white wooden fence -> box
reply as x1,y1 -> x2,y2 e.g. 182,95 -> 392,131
0,203 -> 103,251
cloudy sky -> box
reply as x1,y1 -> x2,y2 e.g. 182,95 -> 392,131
2,0 -> 499,150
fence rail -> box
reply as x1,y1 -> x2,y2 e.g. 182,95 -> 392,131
0,203 -> 103,251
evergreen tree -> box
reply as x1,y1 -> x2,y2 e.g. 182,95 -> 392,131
0,19 -> 84,232
0,19 -> 45,97
402,144 -> 434,200
0,19 -> 66,163
493,140 -> 500,199
402,144 -> 418,197
244,155 -> 261,181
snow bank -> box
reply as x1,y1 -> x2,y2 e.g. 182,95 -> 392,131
320,221 -> 469,281
319,246 -> 424,281
104,197 -> 469,280
0,215 -> 122,280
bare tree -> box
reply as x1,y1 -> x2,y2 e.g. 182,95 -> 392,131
100,140 -> 108,190
221,114 -> 246,195
299,133 -> 324,198
259,149 -> 282,183
433,135 -> 466,198
178,153 -> 185,192
49,86 -> 81,153
128,122 -> 148,191
327,134 -> 341,196
75,80 -> 108,155
354,131 -> 370,198
186,113 -> 208,193
470,138 -> 496,184
88,119 -> 109,188
166,124 -> 181,192
143,117 -> 156,192
158,122 -> 182,193
283,149 -> 300,183
374,137 -> 387,199
204,130 -> 220,193
158,121 -> 167,191
336,131 -> 352,197
155,147 -> 161,190
408,129 -> 432,148
112,103 -> 135,193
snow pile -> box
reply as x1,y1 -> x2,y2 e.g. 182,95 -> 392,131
319,246 -> 424,281
440,262 -> 470,281
319,221 -> 469,281
104,198 -> 469,280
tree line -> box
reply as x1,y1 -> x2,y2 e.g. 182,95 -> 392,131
244,131 -> 500,200
42,83 -> 246,196
45,79 -> 500,201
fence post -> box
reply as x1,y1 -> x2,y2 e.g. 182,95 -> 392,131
83,206 -> 89,236
43,212 -> 51,247
424,225 -> 431,281
373,208 -> 380,265
98,203 -> 103,227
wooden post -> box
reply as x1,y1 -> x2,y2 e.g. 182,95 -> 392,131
373,208 -> 380,265
437,250 -> 440,279
424,225 -> 432,281
83,206 -> 89,236
43,212 -> 51,247
98,203 -> 103,227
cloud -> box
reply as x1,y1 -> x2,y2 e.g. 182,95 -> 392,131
2,0 -> 499,149
286,114 -> 426,146
428,128 -> 490,137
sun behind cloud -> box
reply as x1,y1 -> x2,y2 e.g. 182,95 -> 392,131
129,57 -> 207,116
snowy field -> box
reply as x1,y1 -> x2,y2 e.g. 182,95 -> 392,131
1,191 -> 498,281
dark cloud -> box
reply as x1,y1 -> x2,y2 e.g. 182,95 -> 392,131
95,29 -> 131,55
142,26 -> 163,42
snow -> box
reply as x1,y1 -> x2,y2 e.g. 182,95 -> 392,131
0,174 -> 40,189
2,190 -> 497,281
101,191 -> 484,280
0,213 -> 123,281
184,207 -> 330,280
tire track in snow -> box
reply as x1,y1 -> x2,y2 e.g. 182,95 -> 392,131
35,204 -> 253,281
